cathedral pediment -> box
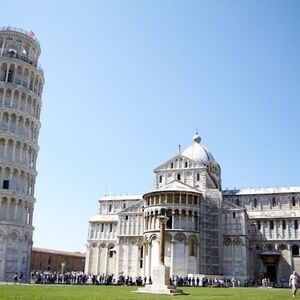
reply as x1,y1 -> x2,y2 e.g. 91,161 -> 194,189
154,154 -> 187,171
154,180 -> 201,193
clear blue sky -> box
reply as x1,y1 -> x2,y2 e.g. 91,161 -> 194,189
2,0 -> 299,252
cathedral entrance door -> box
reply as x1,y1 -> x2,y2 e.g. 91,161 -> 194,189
267,265 -> 277,283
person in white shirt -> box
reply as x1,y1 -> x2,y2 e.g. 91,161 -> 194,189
289,271 -> 300,298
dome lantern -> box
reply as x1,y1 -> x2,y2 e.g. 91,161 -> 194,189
193,132 -> 201,143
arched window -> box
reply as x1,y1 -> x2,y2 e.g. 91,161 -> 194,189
196,173 -> 200,181
185,161 -> 188,168
292,245 -> 299,256
272,197 -> 276,207
253,198 -> 257,208
194,213 -> 198,230
257,221 -> 261,230
193,196 -> 198,205
170,162 -> 174,169
166,213 -> 173,229
190,240 -> 196,256
236,199 -> 240,206
108,245 -> 115,258
139,246 -> 143,268
292,196 -> 296,207
108,204 -> 112,212
282,220 -> 286,230
159,175 -> 162,183
177,174 -> 181,181
7,69 -> 13,83
123,203 -> 126,209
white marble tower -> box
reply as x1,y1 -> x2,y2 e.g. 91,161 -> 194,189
0,27 -> 43,282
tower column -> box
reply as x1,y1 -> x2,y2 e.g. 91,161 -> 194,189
5,64 -> 9,82
9,90 -> 13,107
4,139 -> 7,158
170,240 -> 175,276
172,212 -> 175,229
12,141 -> 16,160
14,200 -> 18,220
115,242 -> 120,277
29,207 -> 33,225
148,241 -> 152,279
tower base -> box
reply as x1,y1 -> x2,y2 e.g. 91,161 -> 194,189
135,284 -> 185,295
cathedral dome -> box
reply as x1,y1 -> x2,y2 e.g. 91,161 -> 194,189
182,132 -> 215,162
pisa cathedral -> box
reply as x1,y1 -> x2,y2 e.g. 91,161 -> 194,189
0,27 -> 43,282
86,133 -> 300,284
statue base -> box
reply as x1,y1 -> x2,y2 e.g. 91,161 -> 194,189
134,264 -> 186,296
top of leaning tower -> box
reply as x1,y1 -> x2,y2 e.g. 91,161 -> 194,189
0,26 -> 41,65
0,26 -> 40,45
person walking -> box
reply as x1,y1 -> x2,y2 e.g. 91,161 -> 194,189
289,271 -> 300,298
13,272 -> 18,283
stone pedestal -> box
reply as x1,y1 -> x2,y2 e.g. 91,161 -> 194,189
135,264 -> 185,295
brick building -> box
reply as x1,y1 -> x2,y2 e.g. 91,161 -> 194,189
31,247 -> 85,273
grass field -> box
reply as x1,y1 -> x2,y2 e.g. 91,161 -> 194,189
0,285 -> 293,300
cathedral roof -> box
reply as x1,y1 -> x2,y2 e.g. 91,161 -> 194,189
100,195 -> 142,201
181,132 -> 215,163
222,186 -> 300,196
32,247 -> 85,257
89,214 -> 118,223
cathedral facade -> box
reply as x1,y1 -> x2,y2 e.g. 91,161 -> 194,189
85,133 -> 300,284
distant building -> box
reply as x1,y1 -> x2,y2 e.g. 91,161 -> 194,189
0,27 -> 44,282
31,247 -> 85,273
85,132 -> 300,285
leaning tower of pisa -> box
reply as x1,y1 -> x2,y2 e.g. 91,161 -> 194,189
0,27 -> 44,282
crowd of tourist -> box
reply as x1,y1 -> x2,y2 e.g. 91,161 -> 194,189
29,271 -> 263,288
170,276 -> 259,287
30,271 -> 88,284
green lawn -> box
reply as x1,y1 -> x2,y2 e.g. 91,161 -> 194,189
0,285 -> 293,300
